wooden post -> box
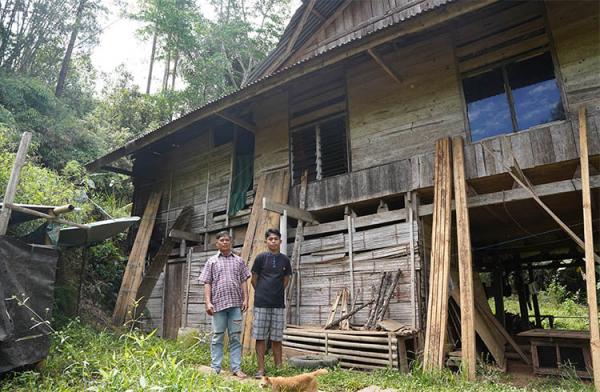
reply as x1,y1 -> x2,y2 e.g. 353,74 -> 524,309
76,247 -> 89,316
0,132 -> 32,235
225,129 -> 237,226
451,136 -> 476,380
112,190 -> 163,326
182,247 -> 193,327
280,210 -> 288,256
347,214 -> 355,314
528,268 -> 542,328
493,266 -> 505,327
405,192 -> 417,329
578,106 -> 600,390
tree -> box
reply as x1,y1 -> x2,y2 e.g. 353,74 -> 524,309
56,0 -> 87,97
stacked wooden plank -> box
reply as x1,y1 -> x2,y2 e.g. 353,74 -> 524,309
283,326 -> 414,372
240,169 -> 290,353
423,138 -> 453,371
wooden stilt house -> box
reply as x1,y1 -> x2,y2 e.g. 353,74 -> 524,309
87,0 -> 599,369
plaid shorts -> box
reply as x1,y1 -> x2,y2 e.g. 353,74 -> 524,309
252,307 -> 285,341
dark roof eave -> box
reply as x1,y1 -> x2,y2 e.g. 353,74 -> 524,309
85,0 -> 496,172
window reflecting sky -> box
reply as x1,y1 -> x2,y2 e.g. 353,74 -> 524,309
511,79 -> 563,130
467,93 -> 513,142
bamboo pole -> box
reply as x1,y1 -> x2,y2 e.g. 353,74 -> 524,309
4,203 -> 88,229
578,106 -> 600,391
0,132 -> 32,235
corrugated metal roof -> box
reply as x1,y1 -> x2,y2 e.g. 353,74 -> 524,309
86,0 -> 457,170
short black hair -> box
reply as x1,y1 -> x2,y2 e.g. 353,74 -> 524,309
216,231 -> 231,240
265,228 -> 281,239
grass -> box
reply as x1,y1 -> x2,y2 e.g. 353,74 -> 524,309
494,279 -> 590,330
0,320 -> 593,392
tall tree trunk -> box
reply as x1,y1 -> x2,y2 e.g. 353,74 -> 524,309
56,0 -> 86,96
162,47 -> 170,92
170,49 -> 179,91
145,29 -> 157,94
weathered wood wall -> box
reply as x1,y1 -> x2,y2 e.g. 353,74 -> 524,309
252,91 -> 289,182
347,34 -> 465,171
289,219 -> 420,327
545,0 -> 600,112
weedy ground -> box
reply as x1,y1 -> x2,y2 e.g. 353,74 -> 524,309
0,320 -> 592,392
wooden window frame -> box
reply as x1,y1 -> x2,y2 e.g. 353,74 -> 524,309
289,112 -> 349,185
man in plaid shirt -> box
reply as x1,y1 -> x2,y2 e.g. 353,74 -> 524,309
199,231 -> 251,378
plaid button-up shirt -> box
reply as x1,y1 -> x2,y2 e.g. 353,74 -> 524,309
199,251 -> 251,312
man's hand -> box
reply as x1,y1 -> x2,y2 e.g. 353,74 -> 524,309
206,302 -> 215,316
241,300 -> 248,313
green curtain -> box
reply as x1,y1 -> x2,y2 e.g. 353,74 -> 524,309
228,154 -> 253,216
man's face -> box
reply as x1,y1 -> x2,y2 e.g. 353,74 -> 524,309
266,234 -> 281,252
216,235 -> 231,254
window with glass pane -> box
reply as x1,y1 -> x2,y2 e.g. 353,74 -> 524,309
507,52 -> 565,130
462,52 -> 564,142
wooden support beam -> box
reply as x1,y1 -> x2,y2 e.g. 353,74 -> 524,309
367,49 -> 401,84
0,132 -> 32,235
310,7 -> 325,21
419,175 -> 600,216
452,137 -> 476,381
112,190 -> 162,326
215,112 -> 256,133
134,206 -> 193,319
578,106 -> 600,390
101,166 -> 134,176
287,171 -> 308,325
262,197 -> 319,224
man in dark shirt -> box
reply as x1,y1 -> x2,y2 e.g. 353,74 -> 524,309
251,228 -> 292,378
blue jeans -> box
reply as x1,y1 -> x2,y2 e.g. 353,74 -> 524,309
211,307 -> 243,373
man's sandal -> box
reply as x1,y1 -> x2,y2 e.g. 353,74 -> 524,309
254,370 -> 265,379
232,370 -> 247,379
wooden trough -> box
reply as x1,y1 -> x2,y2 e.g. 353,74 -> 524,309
283,326 -> 416,372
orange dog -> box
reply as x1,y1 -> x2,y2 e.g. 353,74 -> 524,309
259,368 -> 328,392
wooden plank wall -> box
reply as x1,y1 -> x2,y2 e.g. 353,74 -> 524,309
252,91 -> 289,182
347,34 -> 466,171
134,132 -> 245,238
545,1 -> 600,112
288,219 -> 420,327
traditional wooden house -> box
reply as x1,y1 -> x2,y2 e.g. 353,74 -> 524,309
87,0 -> 599,373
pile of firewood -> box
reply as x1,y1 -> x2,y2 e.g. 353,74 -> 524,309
364,270 -> 402,330
323,270 -> 402,330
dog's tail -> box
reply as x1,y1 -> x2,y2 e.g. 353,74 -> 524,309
310,368 -> 329,376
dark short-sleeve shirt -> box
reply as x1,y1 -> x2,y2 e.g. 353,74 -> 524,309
199,252 -> 251,312
252,252 -> 292,308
